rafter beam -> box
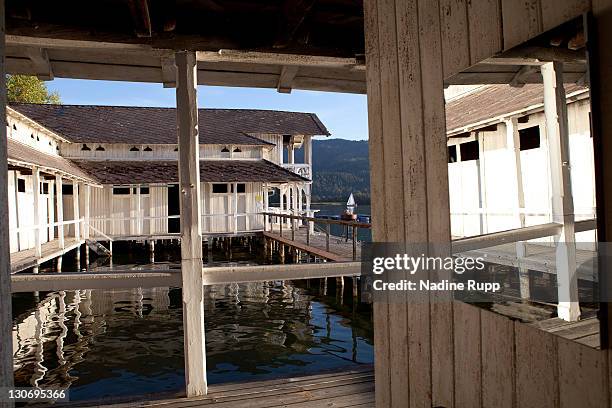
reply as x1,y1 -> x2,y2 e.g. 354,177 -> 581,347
126,0 -> 152,38
483,46 -> 587,66
509,65 -> 539,88
25,47 -> 53,80
274,0 -> 317,48
277,65 -> 299,93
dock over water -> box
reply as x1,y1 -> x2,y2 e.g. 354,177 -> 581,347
84,367 -> 374,408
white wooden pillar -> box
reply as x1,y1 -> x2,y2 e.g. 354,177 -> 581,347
48,176 -> 55,240
56,175 -> 64,249
233,182 -> 238,233
542,61 -> 580,321
12,172 -> 20,251
136,184 -> 142,235
73,181 -> 80,241
288,143 -> 295,164
506,118 -> 530,299
0,2 -> 15,391
175,50 -> 207,396
33,166 -> 42,257
84,184 -> 90,240
364,0 -> 452,406
476,133 -> 487,234
263,183 -> 269,230
304,135 -> 312,167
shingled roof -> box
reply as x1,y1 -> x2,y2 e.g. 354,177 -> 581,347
445,83 -> 588,134
10,104 -> 331,145
73,160 -> 308,185
8,139 -> 98,184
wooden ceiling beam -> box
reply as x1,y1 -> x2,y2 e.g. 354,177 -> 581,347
24,47 -> 53,80
277,65 -> 299,93
197,49 -> 364,69
126,0 -> 152,38
483,46 -> 586,66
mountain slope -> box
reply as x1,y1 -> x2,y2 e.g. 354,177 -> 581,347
296,139 -> 370,203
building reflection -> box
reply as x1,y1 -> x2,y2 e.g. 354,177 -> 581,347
12,279 -> 373,396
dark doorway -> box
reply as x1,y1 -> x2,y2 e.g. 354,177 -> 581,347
168,184 -> 180,233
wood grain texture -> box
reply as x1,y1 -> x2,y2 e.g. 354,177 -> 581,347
175,51 -> 207,397
481,309 -> 515,408
557,338 -> 608,408
363,1 -> 392,405
515,323 -> 558,408
453,302 -> 482,408
376,0 -> 410,405
468,0 -> 503,64
540,0 -> 590,31
439,0 -> 471,79
501,0 -> 543,50
418,0 -> 453,406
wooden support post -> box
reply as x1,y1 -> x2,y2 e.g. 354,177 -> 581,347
56,175 -> 64,249
33,166 -> 42,257
233,182 -> 238,234
304,135 -> 312,167
73,181 -> 80,241
364,0 -> 451,406
136,184 -> 141,235
0,4 -> 15,392
48,175 -> 55,240
326,223 -> 330,252
542,61 -> 580,322
84,184 -> 90,240
506,118 -> 530,299
352,225 -> 357,261
288,143 -> 295,164
263,183 -> 269,231
175,50 -> 207,396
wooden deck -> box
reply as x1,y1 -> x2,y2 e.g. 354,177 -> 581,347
530,313 -> 601,349
459,242 -> 597,281
10,238 -> 83,273
83,367 -> 374,408
265,225 -> 361,262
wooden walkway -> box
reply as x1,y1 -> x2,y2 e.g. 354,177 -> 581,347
530,313 -> 601,349
10,238 -> 82,273
458,242 -> 597,281
265,225 -> 361,262
80,367 -> 374,408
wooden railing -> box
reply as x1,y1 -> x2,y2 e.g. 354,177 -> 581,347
261,211 -> 371,261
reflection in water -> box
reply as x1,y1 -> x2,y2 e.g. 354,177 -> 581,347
12,280 -> 373,402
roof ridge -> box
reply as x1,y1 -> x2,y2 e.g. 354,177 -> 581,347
9,102 -> 322,116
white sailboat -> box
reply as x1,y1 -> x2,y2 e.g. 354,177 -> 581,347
341,193 -> 358,221
346,193 -> 356,214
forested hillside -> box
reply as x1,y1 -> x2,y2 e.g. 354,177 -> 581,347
295,139 -> 370,204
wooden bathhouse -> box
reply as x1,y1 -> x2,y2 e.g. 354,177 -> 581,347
6,103 -> 328,270
3,1 -> 612,407
445,84 -> 595,242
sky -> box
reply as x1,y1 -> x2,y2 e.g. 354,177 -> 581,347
46,79 -> 369,141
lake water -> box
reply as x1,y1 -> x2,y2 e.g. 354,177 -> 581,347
311,203 -> 372,242
12,244 -> 373,403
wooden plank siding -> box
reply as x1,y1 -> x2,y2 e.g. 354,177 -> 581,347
438,0 -> 590,79
364,0 -> 610,407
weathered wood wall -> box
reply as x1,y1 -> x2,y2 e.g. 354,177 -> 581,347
365,0 -> 612,406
